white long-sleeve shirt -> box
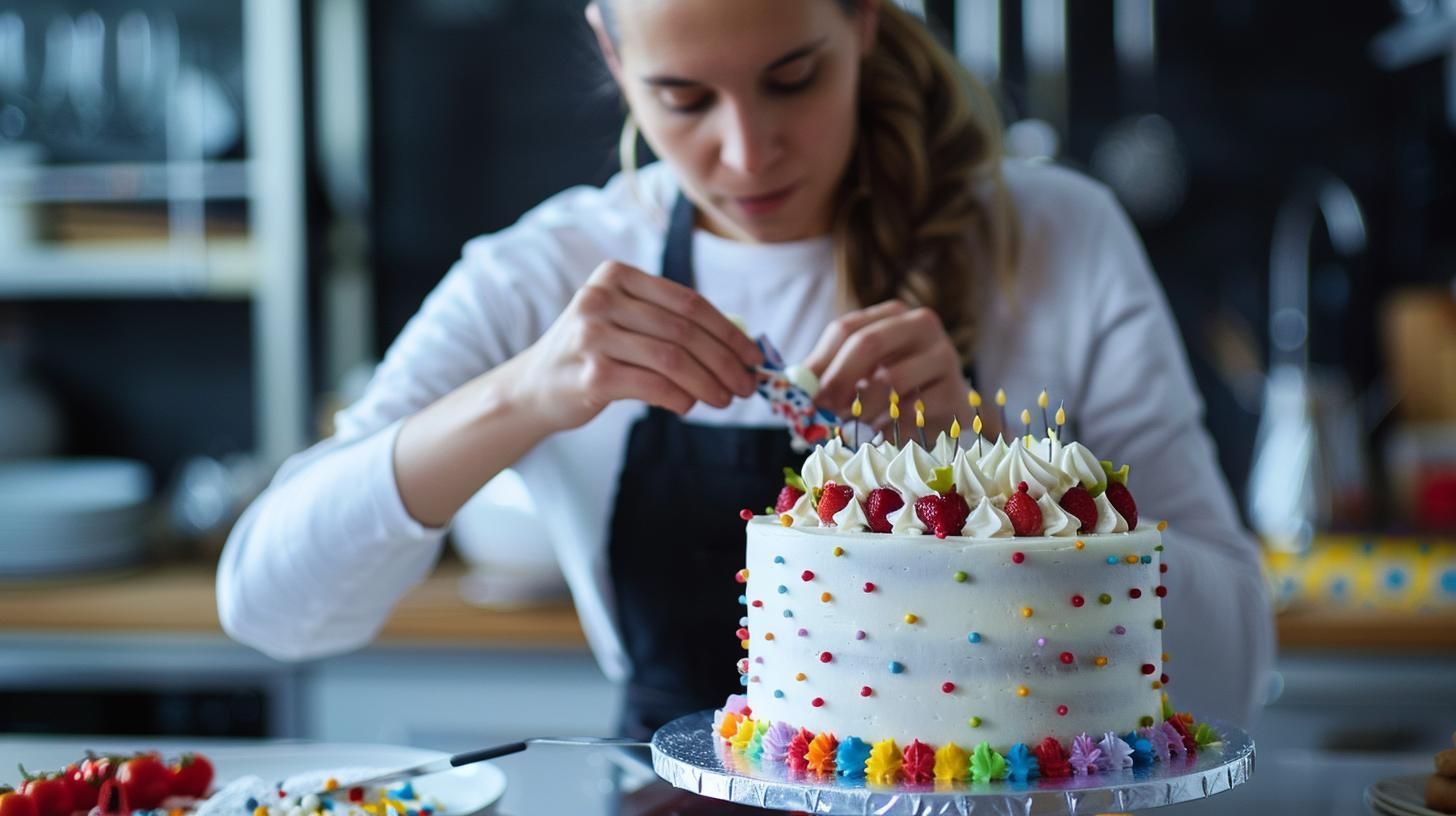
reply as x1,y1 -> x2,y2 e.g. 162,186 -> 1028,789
217,159 -> 1275,727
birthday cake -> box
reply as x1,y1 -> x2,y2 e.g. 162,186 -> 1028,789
714,394 -> 1218,783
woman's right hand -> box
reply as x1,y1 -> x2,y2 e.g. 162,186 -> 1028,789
511,260 -> 764,433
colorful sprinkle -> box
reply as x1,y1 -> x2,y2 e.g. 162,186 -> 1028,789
773,555 -> 785,564
820,651 -> 833,663
1036,637 -> 1047,647
1021,606 -> 1034,618
1016,685 -> 1029,697
736,627 -> 749,640
1012,551 -> 1026,564
774,689 -> 785,698
1129,588 -> 1143,599
1125,554 -> 1140,564
1162,652 -> 1170,662
855,630 -> 866,640
1160,563 -> 1168,573
1075,540 -> 1086,550
953,571 -> 968,582
1157,520 -> 1168,531
863,582 -> 876,592
801,570 -> 815,581
968,716 -> 983,728
1071,594 -> 1085,607
1141,663 -> 1156,675
942,682 -> 956,693
1140,715 -> 1155,727
1161,673 -> 1170,684
1059,651 -> 1074,664
820,592 -> 833,602
904,613 -> 919,624
1141,555 -> 1153,564
780,514 -> 792,527
1114,625 -> 1126,635
832,546 -> 845,557
777,584 -> 787,594
1154,618 -> 1164,629
741,639 -> 750,649
798,628 -> 808,637
736,568 -> 749,582
1151,680 -> 1163,689
1099,593 -> 1112,605
861,686 -> 873,697
738,594 -> 747,604
811,697 -> 825,708
739,509 -> 753,521
1094,656 -> 1108,667
751,600 -> 764,608
765,632 -> 775,641
1107,556 -> 1119,565
1155,544 -> 1164,551
795,672 -> 807,681
967,631 -> 983,643
1156,585 -> 1168,597
1057,705 -> 1069,716
783,609 -> 794,618
889,661 -> 904,674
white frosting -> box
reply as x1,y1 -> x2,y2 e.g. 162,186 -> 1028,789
930,432 -> 957,467
976,436 -> 1011,475
1057,442 -> 1106,492
785,491 -> 820,528
993,438 -> 1072,500
745,521 -> 1165,749
951,449 -> 996,505
963,496 -> 1013,537
1037,491 -> 1081,537
1094,492 -> 1130,533
884,442 -> 941,503
838,444 -> 892,498
800,447 -> 841,490
831,494 -> 871,531
819,437 -> 856,469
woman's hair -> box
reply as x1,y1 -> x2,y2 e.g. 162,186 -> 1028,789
604,1 -> 1017,365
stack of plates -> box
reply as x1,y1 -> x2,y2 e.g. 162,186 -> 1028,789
0,458 -> 152,578
1366,775 -> 1447,816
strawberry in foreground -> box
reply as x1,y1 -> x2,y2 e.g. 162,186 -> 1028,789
1058,484 -> 1098,533
914,492 -> 970,539
775,467 -> 808,513
16,771 -> 71,816
1101,460 -> 1139,530
1004,481 -> 1043,537
864,487 -> 904,533
817,482 -> 855,525
168,753 -> 214,800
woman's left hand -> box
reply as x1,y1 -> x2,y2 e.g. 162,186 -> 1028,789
803,300 -> 979,440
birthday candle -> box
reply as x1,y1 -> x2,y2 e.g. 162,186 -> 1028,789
996,389 -> 1008,440
890,398 -> 901,448
915,402 -> 927,448
1038,389 -> 1051,437
852,391 -> 863,449
973,414 -> 984,457
950,416 -> 962,453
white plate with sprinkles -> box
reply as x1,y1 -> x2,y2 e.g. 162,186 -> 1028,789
195,743 -> 506,816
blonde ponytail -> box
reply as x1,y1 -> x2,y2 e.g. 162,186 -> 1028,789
834,3 -> 1017,363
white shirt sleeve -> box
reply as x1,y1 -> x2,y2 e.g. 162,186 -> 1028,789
215,178 -> 647,661
1074,190 -> 1276,727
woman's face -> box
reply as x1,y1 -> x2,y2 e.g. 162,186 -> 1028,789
594,0 -> 877,243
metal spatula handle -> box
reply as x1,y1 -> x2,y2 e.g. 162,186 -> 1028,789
321,737 -> 650,795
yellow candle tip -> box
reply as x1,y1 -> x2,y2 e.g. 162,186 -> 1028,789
890,403 -> 900,420
969,389 -> 982,408
972,415 -> 983,433
1020,408 -> 1031,425
1038,390 -> 1048,408
852,397 -> 863,417
915,408 -> 925,428
950,418 -> 961,438
889,389 -> 900,405
1056,406 -> 1066,425
995,388 -> 1006,405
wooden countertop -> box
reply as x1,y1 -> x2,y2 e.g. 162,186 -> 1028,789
2,558 -> 1453,652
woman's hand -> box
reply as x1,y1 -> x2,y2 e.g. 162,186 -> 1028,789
803,300 -> 997,441
512,260 -> 764,434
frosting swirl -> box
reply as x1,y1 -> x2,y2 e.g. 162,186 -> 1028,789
819,437 -> 856,468
976,436 -> 1011,474
963,496 -> 1013,538
930,432 -> 957,467
785,491 -> 820,528
952,449 -> 996,505
1037,492 -> 1080,537
993,439 -> 1072,499
831,493 -> 871,532
1056,441 -> 1106,493
1093,491 -> 1129,533
800,447 -> 841,491
838,444 -> 891,497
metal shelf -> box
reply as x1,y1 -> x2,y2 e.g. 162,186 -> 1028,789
0,160 -> 252,204
0,241 -> 255,298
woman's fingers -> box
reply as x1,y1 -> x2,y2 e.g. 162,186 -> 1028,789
608,291 -> 758,397
601,327 -> 737,409
597,262 -> 763,368
802,300 -> 908,379
816,308 -> 939,409
585,357 -> 696,416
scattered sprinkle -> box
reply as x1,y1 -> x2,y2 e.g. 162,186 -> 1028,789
832,546 -> 845,557
954,571 -> 968,582
780,514 -> 793,527
798,628 -> 808,637
1071,594 -> 1085,607
941,682 -> 956,693
774,555 -> 785,564
1036,637 -> 1047,647
1021,606 -> 1034,618
1152,680 -> 1163,689
820,651 -> 833,663
1057,705 -> 1069,716
1154,618 -> 1165,629
1059,651 -> 1074,664
735,568 -> 749,583
889,661 -> 905,674
1156,585 -> 1168,597
1141,663 -> 1156,675
783,609 -> 794,618
801,570 -> 815,581
967,631 -> 983,643
904,613 -> 919,624
1094,656 -> 1108,667
777,585 -> 788,594
1106,556 -> 1119,565
969,716 -> 983,728
1099,593 -> 1112,605
863,582 -> 876,592
1129,588 -> 1143,599
811,697 -> 825,708
751,600 -> 763,608
739,509 -> 754,521
1162,652 -> 1170,662
1141,555 -> 1153,564
795,672 -> 807,681
861,686 -> 873,697
1140,716 -> 1155,727
1161,563 -> 1168,573
1125,554 -> 1139,564
765,633 -> 775,641
774,689 -> 784,698
1075,540 -> 1085,550
1012,551 -> 1026,564
855,630 -> 866,640
820,592 -> 833,602
1157,520 -> 1168,531
1114,625 -> 1126,635
1016,685 -> 1029,697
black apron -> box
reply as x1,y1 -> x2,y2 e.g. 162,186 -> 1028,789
608,193 -> 802,740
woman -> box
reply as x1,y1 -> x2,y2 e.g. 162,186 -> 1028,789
217,0 -> 1273,739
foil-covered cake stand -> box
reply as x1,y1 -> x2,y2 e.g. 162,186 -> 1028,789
651,711 -> 1254,815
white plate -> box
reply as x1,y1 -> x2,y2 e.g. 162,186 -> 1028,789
202,743 -> 507,816
0,741 -> 506,816
1367,775 -> 1446,816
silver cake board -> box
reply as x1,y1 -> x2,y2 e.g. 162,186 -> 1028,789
650,710 -> 1254,815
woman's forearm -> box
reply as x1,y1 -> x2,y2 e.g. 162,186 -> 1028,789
393,352 -> 558,528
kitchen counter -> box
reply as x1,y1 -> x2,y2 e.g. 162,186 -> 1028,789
2,557 -> 1454,652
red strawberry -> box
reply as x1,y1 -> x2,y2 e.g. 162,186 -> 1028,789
1004,481 -> 1044,537
913,492 -> 970,538
864,487 -> 904,533
775,485 -> 805,513
1058,484 -> 1098,533
817,482 -> 855,525
1106,481 -> 1139,530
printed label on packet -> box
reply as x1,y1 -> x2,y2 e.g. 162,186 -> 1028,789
753,335 -> 840,451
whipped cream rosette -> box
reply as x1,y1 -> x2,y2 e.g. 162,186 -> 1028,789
883,442 -> 941,534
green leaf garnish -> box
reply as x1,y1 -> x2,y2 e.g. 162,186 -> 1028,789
1087,480 -> 1109,499
927,466 -> 955,495
783,467 -> 807,493
1100,460 -> 1130,486
1193,722 -> 1220,747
